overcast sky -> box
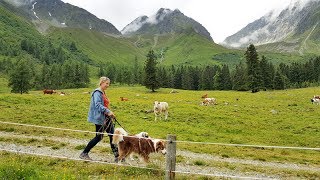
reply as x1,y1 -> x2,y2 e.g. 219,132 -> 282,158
61,0 -> 295,43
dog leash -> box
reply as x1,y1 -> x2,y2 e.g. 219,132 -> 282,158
113,117 -> 128,133
98,116 -> 113,139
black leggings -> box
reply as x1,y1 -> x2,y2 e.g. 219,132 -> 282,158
83,119 -> 118,157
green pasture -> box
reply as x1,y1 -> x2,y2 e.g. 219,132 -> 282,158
0,151 -> 166,180
0,86 -> 319,178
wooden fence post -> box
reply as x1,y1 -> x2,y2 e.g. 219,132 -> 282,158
165,134 -> 176,180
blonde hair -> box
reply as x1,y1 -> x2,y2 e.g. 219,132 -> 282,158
99,76 -> 110,86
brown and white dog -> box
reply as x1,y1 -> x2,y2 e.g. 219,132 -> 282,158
113,128 -> 166,163
135,131 -> 149,138
129,131 -> 150,160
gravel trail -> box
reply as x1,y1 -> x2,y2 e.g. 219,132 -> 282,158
0,131 -> 319,179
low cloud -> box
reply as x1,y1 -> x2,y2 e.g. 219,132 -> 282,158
147,8 -> 172,24
4,0 -> 33,7
121,16 -> 147,34
121,8 -> 173,34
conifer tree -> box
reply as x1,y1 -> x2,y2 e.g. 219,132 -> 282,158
221,64 -> 232,90
50,63 -> 62,89
303,60 -> 314,83
260,56 -> 274,89
167,65 -> 176,88
98,64 -> 105,78
199,65 -> 214,90
81,63 -> 90,86
279,63 -> 290,79
182,66 -> 193,90
74,62 -> 83,88
289,62 -> 303,87
213,69 -> 223,90
313,57 -> 320,82
245,44 -> 262,92
190,66 -> 200,90
232,61 -> 248,91
144,50 -> 159,92
173,66 -> 183,89
106,63 -> 116,82
274,70 -> 285,90
8,59 -> 33,94
61,61 -> 74,88
121,66 -> 133,85
132,56 -> 141,84
41,64 -> 51,89
157,66 -> 170,88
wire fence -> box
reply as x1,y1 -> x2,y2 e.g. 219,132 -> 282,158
0,120 -> 319,179
0,121 -> 319,151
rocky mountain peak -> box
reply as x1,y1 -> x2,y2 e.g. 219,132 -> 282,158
223,0 -> 320,49
121,8 -> 213,41
2,0 -> 121,35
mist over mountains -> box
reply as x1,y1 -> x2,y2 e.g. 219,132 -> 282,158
3,0 -> 213,41
1,0 -> 320,56
223,0 -> 320,51
121,8 -> 213,41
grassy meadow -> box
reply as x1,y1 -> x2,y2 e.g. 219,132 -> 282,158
0,84 -> 319,178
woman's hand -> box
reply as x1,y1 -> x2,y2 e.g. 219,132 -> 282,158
107,111 -> 115,118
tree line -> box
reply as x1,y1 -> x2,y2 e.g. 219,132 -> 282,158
143,45 -> 320,92
2,42 -> 320,94
0,37 -> 92,93
4,58 -> 90,94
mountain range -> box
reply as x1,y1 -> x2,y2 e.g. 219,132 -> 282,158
0,0 -> 319,69
121,8 -> 213,41
223,0 -> 320,55
1,0 -> 120,35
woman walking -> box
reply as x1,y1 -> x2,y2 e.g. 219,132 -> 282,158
79,77 -> 119,162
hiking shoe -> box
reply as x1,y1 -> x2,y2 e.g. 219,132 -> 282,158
114,157 -> 125,163
79,152 -> 92,160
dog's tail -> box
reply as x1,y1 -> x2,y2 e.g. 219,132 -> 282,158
112,127 -> 128,144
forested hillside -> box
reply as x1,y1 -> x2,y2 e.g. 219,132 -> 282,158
0,5 -> 91,91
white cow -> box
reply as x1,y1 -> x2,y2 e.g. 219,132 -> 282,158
154,101 -> 169,121
311,98 -> 320,105
201,98 -> 216,106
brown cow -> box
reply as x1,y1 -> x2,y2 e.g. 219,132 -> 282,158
120,97 -> 128,101
201,94 -> 208,98
43,89 -> 56,94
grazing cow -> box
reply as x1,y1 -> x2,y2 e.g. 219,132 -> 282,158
314,95 -> 320,99
120,97 -> 128,101
170,89 -> 178,93
201,98 -> 216,106
311,98 -> 320,105
154,101 -> 169,121
43,89 -> 56,94
201,94 -> 208,98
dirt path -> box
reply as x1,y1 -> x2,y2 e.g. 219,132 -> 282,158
299,22 -> 318,55
0,131 -> 319,179
134,35 -> 141,47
